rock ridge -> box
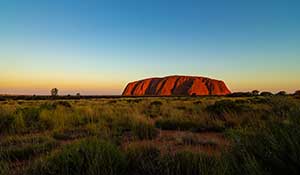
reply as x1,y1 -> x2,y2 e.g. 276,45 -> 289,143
122,75 -> 231,96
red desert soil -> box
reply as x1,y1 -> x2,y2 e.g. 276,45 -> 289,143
122,75 -> 231,96
122,130 -> 230,155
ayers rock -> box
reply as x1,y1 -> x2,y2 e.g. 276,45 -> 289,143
122,75 -> 231,96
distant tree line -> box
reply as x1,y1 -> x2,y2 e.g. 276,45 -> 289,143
0,88 -> 299,101
0,95 -> 122,101
227,90 -> 300,97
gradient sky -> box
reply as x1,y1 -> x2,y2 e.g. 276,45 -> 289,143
0,0 -> 300,95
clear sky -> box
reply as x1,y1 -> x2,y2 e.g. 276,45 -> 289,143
0,0 -> 299,95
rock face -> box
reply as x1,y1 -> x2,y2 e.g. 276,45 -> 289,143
122,75 -> 231,96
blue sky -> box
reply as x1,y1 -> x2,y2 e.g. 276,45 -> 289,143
0,0 -> 300,95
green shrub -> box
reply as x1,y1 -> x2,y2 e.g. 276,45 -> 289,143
11,112 -> 26,133
52,126 -> 102,141
21,107 -> 41,129
294,90 -> 300,96
27,139 -> 126,175
54,101 -> 72,108
160,151 -> 225,175
39,109 -> 56,130
109,114 -> 135,134
39,106 -> 79,131
40,101 -> 72,110
276,91 -> 287,96
150,101 -> 163,106
0,151 -> 10,175
40,102 -> 57,110
227,122 -> 300,175
0,113 -> 14,133
193,100 -> 202,104
132,118 -> 158,140
0,105 -> 16,133
206,100 -> 251,117
155,117 -> 197,131
248,97 -> 269,104
144,101 -> 163,118
125,145 -> 226,175
126,144 -> 161,175
260,91 -> 273,96
125,99 -> 142,103
155,116 -> 224,132
268,97 -> 299,118
0,136 -> 57,160
0,160 -> 9,175
179,132 -> 218,147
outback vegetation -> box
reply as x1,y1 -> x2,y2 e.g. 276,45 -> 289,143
0,95 -> 300,175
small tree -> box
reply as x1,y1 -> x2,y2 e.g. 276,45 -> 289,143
276,91 -> 286,96
294,90 -> 300,96
51,88 -> 58,96
260,91 -> 273,96
252,90 -> 259,96
76,93 -> 81,97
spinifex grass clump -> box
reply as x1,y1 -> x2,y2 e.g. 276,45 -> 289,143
52,126 -> 99,140
0,135 -> 58,161
179,132 -> 218,147
0,155 -> 9,175
206,100 -> 251,117
268,96 -> 300,118
39,101 -> 72,111
155,116 -> 197,130
226,121 -> 300,175
125,143 -> 226,175
160,151 -> 225,175
144,101 -> 163,118
19,107 -> 41,131
131,118 -> 158,140
27,138 -> 126,175
155,114 -> 224,132
126,144 -> 161,175
0,105 -> 19,134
